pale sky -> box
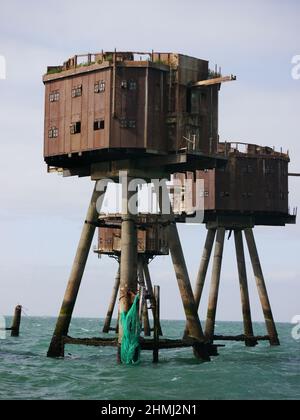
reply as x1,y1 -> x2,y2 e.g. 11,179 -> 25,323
0,0 -> 299,323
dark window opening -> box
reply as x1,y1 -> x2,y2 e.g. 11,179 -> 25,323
220,192 -> 230,198
121,80 -> 137,90
120,118 -> 127,128
49,91 -> 60,102
128,120 -> 136,128
242,192 -> 254,198
72,85 -> 82,98
48,127 -> 58,138
121,80 -> 128,89
70,121 -> 81,135
94,119 -> 105,130
94,80 -> 105,93
129,80 -> 137,90
119,118 -> 136,129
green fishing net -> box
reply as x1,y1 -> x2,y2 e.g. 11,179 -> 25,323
120,294 -> 141,365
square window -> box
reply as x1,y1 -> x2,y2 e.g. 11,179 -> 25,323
70,121 -> 81,135
99,81 -> 105,92
120,118 -> 128,128
128,120 -> 136,128
121,80 -> 128,89
94,120 -> 105,130
95,81 -> 105,93
72,85 -> 82,98
48,127 -> 58,138
129,80 -> 137,90
50,91 -> 60,102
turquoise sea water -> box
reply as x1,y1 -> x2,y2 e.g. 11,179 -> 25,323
0,317 -> 299,400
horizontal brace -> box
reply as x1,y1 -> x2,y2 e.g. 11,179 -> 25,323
213,335 -> 269,342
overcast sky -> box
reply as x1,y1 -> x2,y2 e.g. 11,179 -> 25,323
0,0 -> 299,324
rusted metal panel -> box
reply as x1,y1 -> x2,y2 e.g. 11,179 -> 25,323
147,68 -> 168,151
97,224 -> 169,256
64,77 -> 72,154
43,51 -> 220,169
44,83 -> 50,157
196,143 -> 290,218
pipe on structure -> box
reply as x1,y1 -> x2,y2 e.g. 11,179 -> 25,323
10,305 -> 22,337
103,265 -> 120,333
47,183 -> 107,358
234,230 -> 257,347
244,228 -> 280,346
117,177 -> 139,362
205,228 -> 225,342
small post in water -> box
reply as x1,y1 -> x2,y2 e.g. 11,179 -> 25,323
11,305 -> 22,337
153,285 -> 160,363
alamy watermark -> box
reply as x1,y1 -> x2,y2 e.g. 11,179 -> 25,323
0,55 -> 6,80
94,171 -> 205,224
0,315 -> 7,339
291,55 -> 300,80
291,315 -> 300,341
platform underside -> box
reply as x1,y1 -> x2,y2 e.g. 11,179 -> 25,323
46,148 -> 227,178
203,210 -> 296,228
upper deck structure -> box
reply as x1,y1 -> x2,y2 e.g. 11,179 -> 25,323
43,51 -> 233,174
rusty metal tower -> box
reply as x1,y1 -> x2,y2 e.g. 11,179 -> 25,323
43,50 -> 295,363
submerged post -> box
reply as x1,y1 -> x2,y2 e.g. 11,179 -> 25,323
234,230 -> 257,347
153,285 -> 160,363
11,305 -> 22,337
244,228 -> 280,346
103,265 -> 120,333
205,228 -> 225,342
47,183 -> 106,358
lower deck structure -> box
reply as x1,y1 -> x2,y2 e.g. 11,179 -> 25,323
46,141 -> 296,363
